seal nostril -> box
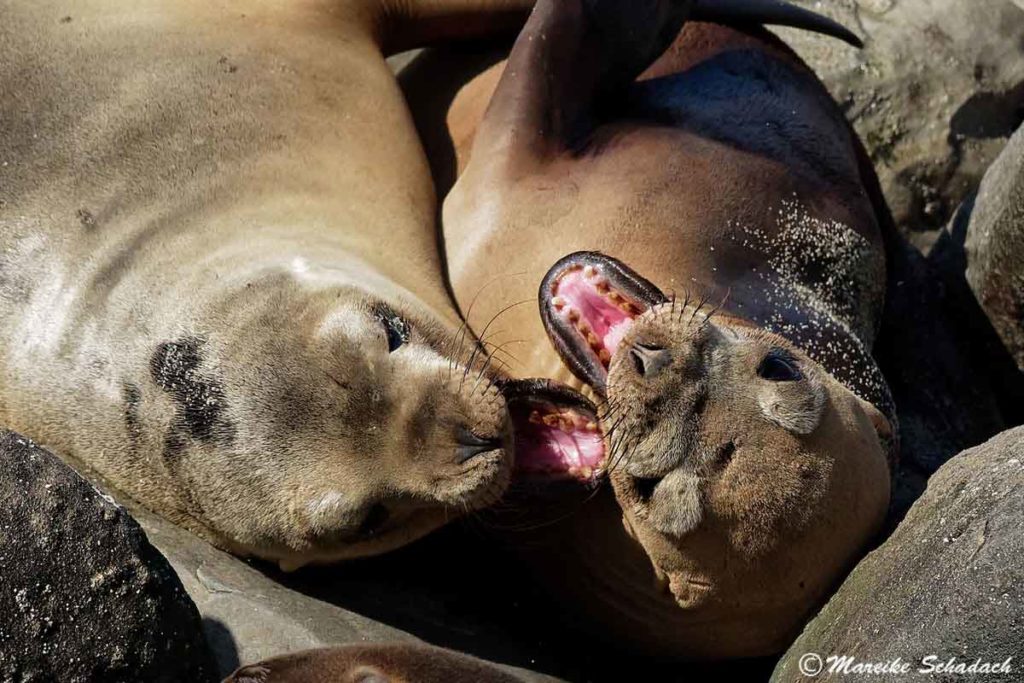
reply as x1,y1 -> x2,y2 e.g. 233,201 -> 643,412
631,343 -> 671,378
633,476 -> 661,503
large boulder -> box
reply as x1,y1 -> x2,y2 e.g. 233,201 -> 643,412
0,430 -> 216,682
962,123 -> 1024,371
777,0 -> 1024,251
772,427 -> 1024,682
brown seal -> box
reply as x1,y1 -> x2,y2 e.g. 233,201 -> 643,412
437,0 -> 895,658
0,0 -> 599,570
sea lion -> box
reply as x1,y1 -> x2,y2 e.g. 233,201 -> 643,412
438,0 -> 895,658
0,0 -> 599,570
223,644 -> 528,683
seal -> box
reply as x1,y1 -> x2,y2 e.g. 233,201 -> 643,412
223,644 -> 527,683
438,0 -> 896,658
0,0 -> 600,570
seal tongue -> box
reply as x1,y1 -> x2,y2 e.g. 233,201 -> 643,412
506,395 -> 606,483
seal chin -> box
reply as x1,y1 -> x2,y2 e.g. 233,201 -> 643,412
500,379 -> 607,484
540,251 -> 667,393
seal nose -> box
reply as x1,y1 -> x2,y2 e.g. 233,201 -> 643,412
630,343 -> 672,378
455,427 -> 502,464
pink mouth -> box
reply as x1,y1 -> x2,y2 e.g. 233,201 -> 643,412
511,400 -> 606,482
546,263 -> 649,387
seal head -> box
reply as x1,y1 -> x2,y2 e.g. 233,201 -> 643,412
540,251 -> 891,649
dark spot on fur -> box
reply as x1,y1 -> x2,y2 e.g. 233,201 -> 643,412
122,382 -> 143,446
151,337 -> 235,459
76,208 -> 96,230
59,15 -> 72,23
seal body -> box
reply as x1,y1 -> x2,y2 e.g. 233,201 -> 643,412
439,0 -> 895,657
0,0 -> 551,568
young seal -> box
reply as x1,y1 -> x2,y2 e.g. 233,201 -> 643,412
439,0 -> 895,658
223,644 -> 527,683
0,0 -> 598,570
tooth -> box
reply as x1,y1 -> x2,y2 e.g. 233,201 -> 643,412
579,466 -> 593,479
584,265 -> 598,278
598,348 -> 611,364
529,411 -> 544,425
542,414 -> 561,428
585,421 -> 600,432
595,280 -> 610,293
587,332 -> 601,347
621,303 -> 638,315
606,290 -> 621,302
568,309 -> 580,323
552,296 -> 567,310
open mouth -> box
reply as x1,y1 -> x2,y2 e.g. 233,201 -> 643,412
502,379 -> 607,483
540,252 -> 667,393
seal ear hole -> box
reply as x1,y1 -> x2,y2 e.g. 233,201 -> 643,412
633,476 -> 661,503
757,349 -> 802,382
714,441 -> 736,467
371,303 -> 411,353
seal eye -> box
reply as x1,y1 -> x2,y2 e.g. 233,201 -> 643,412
372,304 -> 410,353
757,350 -> 802,382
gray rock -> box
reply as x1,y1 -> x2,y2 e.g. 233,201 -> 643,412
963,123 -> 1024,371
0,430 -> 216,683
776,0 -> 1024,251
772,427 -> 1024,682
129,505 -> 566,682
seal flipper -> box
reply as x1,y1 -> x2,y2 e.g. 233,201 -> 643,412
692,0 -> 863,48
469,0 -> 859,164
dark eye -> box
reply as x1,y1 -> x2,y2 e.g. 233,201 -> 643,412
757,350 -> 802,382
372,304 -> 410,353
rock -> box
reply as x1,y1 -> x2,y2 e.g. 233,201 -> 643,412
775,0 -> 1024,251
772,427 -> 1024,682
129,506 -> 566,682
223,643 -> 537,683
0,430 -> 216,683
962,123 -> 1024,371
873,214 -> 1024,524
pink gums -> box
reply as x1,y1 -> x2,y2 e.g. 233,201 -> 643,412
511,404 -> 606,481
550,266 -> 643,367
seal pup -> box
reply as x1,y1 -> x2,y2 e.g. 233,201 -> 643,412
223,644 -> 529,683
0,0 -> 599,570
439,0 -> 895,657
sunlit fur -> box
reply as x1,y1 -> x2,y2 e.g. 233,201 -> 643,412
600,298 -> 891,649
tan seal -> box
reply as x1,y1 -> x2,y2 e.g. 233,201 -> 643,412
223,644 -> 528,683
0,0 -> 597,570
438,0 -> 895,658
